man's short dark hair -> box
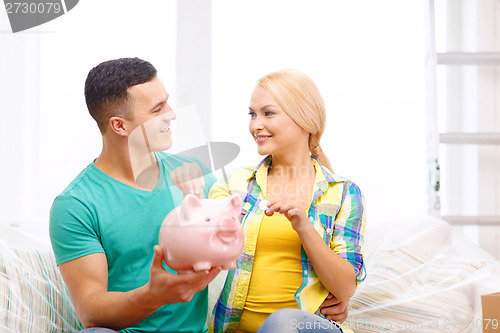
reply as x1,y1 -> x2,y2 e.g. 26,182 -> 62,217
84,57 -> 158,133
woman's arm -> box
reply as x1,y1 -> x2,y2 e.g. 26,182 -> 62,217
208,179 -> 232,200
265,182 -> 365,302
295,220 -> 357,301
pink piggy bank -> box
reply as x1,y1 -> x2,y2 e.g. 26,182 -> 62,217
159,194 -> 244,273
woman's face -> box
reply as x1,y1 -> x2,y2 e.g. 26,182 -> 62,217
248,85 -> 309,156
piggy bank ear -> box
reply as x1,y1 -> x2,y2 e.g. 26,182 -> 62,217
180,194 -> 202,221
224,194 -> 242,216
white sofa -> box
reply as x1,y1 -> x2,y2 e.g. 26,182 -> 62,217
342,217 -> 500,333
0,225 -> 82,332
2,217 -> 499,333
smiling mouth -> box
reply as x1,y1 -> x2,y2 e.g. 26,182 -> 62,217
255,135 -> 271,143
161,127 -> 171,133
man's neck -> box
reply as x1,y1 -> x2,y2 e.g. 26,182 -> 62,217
94,140 -> 160,191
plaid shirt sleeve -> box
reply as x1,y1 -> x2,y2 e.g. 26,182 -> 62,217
330,180 -> 366,282
209,177 -> 232,200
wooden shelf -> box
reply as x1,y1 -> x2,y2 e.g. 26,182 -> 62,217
440,132 -> 500,145
442,215 -> 500,226
437,52 -> 500,65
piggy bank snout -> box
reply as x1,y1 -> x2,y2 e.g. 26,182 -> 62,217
216,217 -> 240,244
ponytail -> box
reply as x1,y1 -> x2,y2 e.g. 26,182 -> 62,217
309,133 -> 333,173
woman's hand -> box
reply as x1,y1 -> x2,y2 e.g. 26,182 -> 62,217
264,197 -> 310,233
170,163 -> 205,198
266,196 -> 357,302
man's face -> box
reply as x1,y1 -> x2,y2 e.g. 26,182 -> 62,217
126,76 -> 176,152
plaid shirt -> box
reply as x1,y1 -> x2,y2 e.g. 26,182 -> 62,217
208,156 -> 366,332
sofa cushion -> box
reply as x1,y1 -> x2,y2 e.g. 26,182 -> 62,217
345,217 -> 500,333
0,225 -> 82,333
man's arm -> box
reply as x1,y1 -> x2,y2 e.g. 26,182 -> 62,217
319,293 -> 349,322
60,245 -> 220,330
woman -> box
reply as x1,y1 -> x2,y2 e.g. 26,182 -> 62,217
209,69 -> 366,333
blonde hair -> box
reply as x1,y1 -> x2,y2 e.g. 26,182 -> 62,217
257,69 -> 333,172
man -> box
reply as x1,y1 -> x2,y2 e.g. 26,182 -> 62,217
50,57 -> 220,333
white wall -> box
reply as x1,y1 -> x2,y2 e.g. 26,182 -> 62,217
0,0 -> 177,228
0,0 -> 428,229
211,0 -> 428,224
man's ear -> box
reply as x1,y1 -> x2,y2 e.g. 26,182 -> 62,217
109,116 -> 128,136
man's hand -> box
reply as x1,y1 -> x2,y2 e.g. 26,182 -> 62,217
147,245 -> 221,306
170,163 -> 205,198
319,293 -> 349,323
58,245 -> 221,330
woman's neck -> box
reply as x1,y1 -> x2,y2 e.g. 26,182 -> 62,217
266,153 -> 316,204
268,153 -> 315,180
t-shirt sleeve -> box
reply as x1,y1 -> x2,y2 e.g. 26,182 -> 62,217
49,194 -> 105,266
330,181 -> 366,283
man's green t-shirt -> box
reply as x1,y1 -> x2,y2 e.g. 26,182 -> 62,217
50,151 -> 216,333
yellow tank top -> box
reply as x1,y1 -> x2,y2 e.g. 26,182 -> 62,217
236,213 -> 303,332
